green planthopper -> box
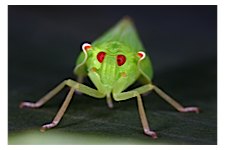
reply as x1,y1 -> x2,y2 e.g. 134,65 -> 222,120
20,16 -> 199,138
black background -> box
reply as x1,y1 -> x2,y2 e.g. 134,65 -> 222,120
8,5 -> 217,144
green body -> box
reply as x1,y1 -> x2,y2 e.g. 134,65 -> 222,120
75,17 -> 153,96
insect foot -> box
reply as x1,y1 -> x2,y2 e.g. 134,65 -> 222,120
178,107 -> 199,113
40,121 -> 58,132
144,130 -> 158,139
19,102 -> 40,108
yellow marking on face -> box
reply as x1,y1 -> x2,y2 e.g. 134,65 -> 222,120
91,67 -> 97,72
121,72 -> 127,77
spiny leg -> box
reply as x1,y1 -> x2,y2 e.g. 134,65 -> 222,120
40,86 -> 76,132
113,90 -> 157,138
152,85 -> 199,113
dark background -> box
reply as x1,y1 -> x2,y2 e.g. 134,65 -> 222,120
8,5 -> 217,144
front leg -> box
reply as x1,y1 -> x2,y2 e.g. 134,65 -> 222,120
113,89 -> 158,138
20,79 -> 105,131
127,84 -> 199,113
112,83 -> 199,138
88,71 -> 113,108
152,85 -> 199,113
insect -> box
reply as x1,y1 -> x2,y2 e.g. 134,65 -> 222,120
20,16 -> 199,138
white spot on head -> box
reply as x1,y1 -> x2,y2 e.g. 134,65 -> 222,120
82,43 -> 92,51
137,51 -> 146,61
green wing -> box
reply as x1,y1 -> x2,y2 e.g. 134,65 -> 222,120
92,16 -> 144,53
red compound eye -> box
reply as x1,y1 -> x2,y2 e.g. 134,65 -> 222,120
97,52 -> 106,63
117,55 -> 126,66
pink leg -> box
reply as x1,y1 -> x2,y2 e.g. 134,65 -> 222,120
178,107 -> 199,113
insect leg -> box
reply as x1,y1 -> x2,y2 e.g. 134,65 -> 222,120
40,86 -> 76,132
88,71 -> 113,108
152,85 -> 199,113
136,92 -> 158,138
20,80 -> 68,108
119,83 -> 199,113
126,84 -> 199,113
20,78 -> 105,131
113,89 -> 157,138
106,94 -> 113,109
40,79 -> 105,131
